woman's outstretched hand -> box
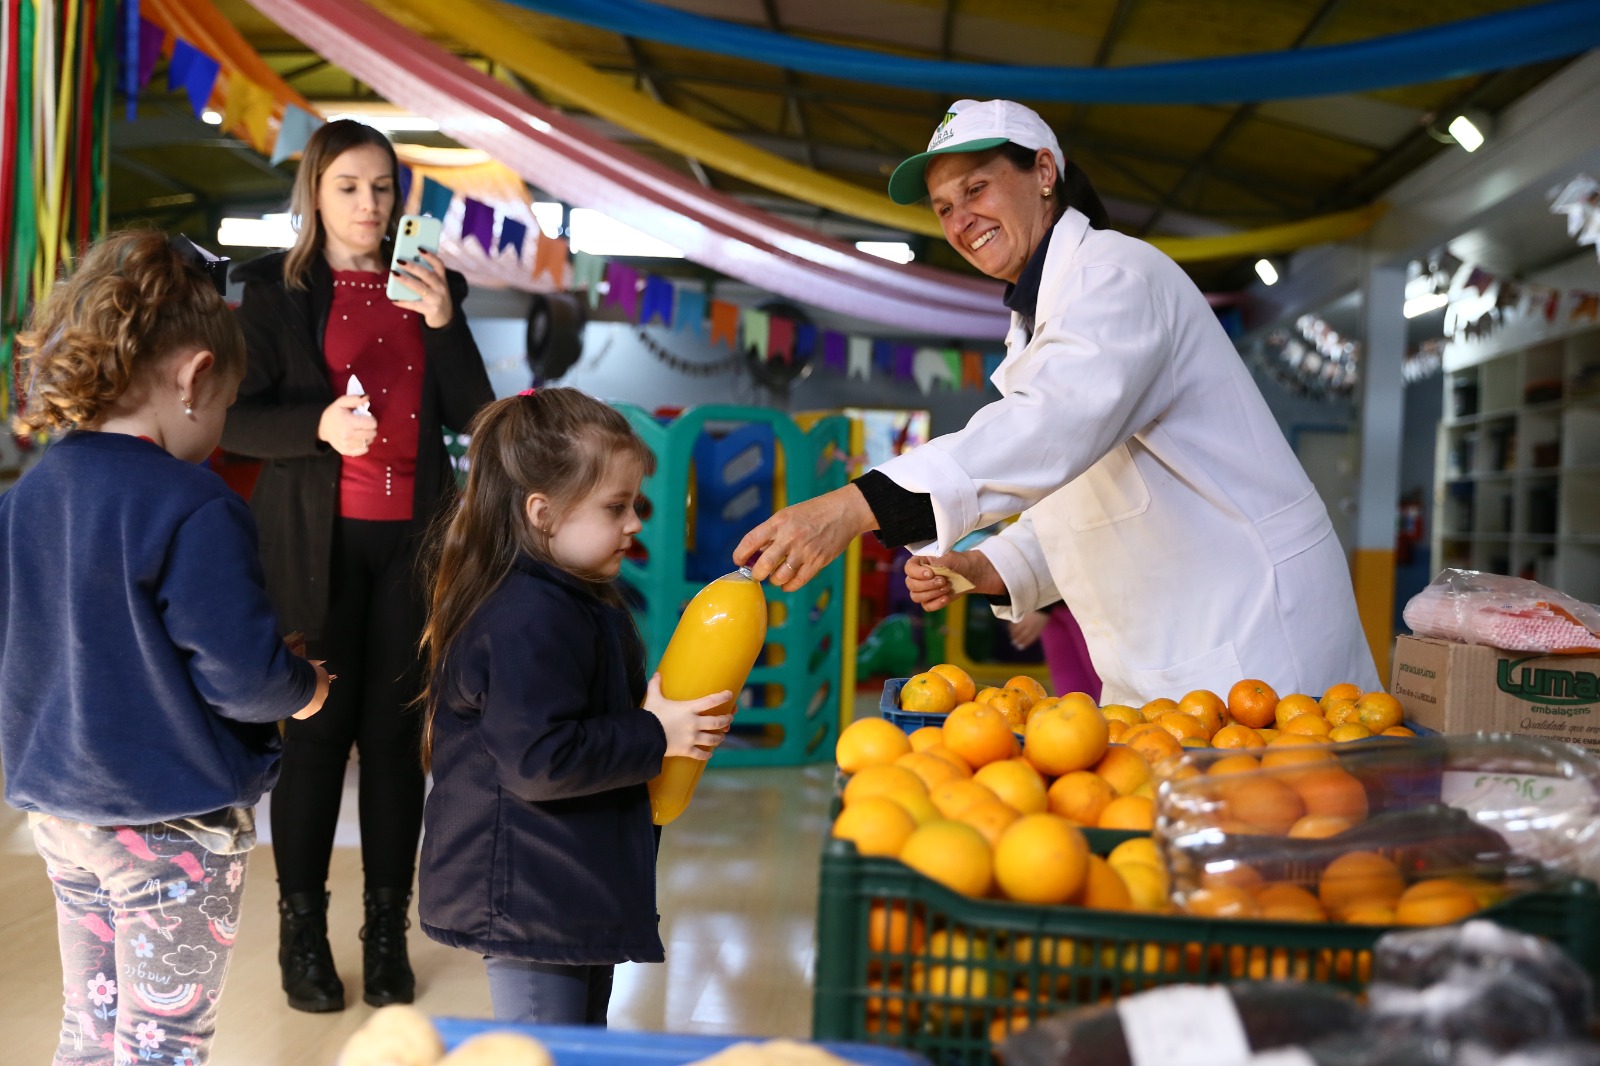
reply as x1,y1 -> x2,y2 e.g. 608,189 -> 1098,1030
904,549 -> 1004,612
734,485 -> 877,592
644,673 -> 735,760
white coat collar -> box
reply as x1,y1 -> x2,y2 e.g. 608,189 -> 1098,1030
992,207 -> 1093,394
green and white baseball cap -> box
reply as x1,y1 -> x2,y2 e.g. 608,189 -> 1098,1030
887,99 -> 1066,205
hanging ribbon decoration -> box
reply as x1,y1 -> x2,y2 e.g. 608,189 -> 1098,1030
503,0 -> 1600,105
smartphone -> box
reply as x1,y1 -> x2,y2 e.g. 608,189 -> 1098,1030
387,214 -> 442,302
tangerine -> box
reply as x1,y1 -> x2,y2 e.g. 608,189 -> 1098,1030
1275,693 -> 1322,727
1156,711 -> 1209,743
1121,722 -> 1185,765
956,798 -> 1022,847
972,758 -> 1049,815
899,671 -> 957,715
842,764 -> 927,809
1115,863 -> 1170,912
1005,674 -> 1049,704
1077,854 -> 1132,910
942,702 -> 1019,768
1023,700 -> 1110,776
1288,814 -> 1356,839
1185,885 -> 1261,918
894,751 -> 968,791
1211,724 -> 1266,750
831,797 -> 918,857
1328,723 -> 1374,742
1382,726 -> 1417,737
1321,682 -> 1364,707
1139,697 -> 1180,722
1228,679 -> 1279,729
867,901 -> 925,954
1208,753 -> 1262,776
1356,692 -> 1404,733
994,813 -> 1089,904
1201,862 -> 1263,893
1281,713 -> 1332,738
1101,704 -> 1142,727
929,663 -> 977,705
836,718 -> 913,773
898,820 -> 993,898
907,725 -> 945,752
1047,770 -> 1115,825
1323,698 -> 1361,727
1093,745 -> 1153,796
1176,690 -> 1227,737
1290,767 -> 1368,823
1098,794 -> 1156,831
982,689 -> 1030,729
1222,775 -> 1305,835
1318,851 -> 1405,917
928,778 -> 999,819
1395,879 -> 1481,926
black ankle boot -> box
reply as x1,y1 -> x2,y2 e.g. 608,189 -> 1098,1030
278,891 -> 345,1013
361,887 -> 416,1007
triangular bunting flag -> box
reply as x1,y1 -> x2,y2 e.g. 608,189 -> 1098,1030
571,251 -> 605,304
128,16 -> 164,119
741,308 -> 771,361
240,82 -> 276,154
419,176 -> 453,222
848,336 -> 872,380
893,344 -> 915,381
960,351 -> 984,390
534,235 -> 570,287
168,40 -> 221,122
872,339 -> 893,374
604,261 -> 641,320
912,347 -> 957,393
940,348 -> 962,389
272,104 -> 322,166
498,218 -> 528,258
768,316 -> 795,363
823,331 -> 847,373
461,198 -> 495,254
795,323 -> 817,361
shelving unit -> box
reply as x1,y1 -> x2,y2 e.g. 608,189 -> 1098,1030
1434,327 -> 1600,601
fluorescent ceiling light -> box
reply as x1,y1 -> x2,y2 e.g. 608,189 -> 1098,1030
325,110 -> 441,133
218,213 -> 297,249
1254,258 -> 1280,286
201,110 -> 222,125
1447,114 -> 1485,152
1404,292 -> 1448,319
568,208 -> 683,258
855,241 -> 915,264
531,202 -> 564,240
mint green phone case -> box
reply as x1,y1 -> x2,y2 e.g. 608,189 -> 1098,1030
387,214 -> 443,302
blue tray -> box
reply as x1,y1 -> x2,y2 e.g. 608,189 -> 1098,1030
434,1019 -> 932,1065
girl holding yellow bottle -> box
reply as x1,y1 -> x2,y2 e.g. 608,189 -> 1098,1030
415,388 -> 744,1025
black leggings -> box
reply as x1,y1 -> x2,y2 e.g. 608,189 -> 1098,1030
272,517 -> 427,896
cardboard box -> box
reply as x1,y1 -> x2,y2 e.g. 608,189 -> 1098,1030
1390,634 -> 1600,754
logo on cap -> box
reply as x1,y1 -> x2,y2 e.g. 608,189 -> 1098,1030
929,110 -> 959,148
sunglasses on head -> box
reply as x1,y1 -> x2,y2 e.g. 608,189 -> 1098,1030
169,234 -> 231,297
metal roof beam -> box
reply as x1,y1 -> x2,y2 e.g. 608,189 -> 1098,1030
622,35 -> 713,188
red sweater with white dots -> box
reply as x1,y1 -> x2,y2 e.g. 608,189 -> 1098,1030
322,270 -> 426,521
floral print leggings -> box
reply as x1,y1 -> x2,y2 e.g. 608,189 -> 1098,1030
32,816 -> 248,1066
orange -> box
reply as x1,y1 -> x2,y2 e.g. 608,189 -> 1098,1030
1342,904 -> 1396,925
1176,690 -> 1226,737
1328,723 -> 1374,743
1117,862 -> 1170,912
1228,679 -> 1279,729
1288,814 -> 1357,839
1023,700 -> 1110,776
942,702 -> 1019,769
1121,722 -> 1184,765
929,663 -> 976,705
1047,770 -> 1115,825
1211,724 -> 1266,750
1260,743 -> 1335,776
974,686 -> 1005,705
1275,693 -> 1322,728
1395,879 -> 1481,926
1323,698 -> 1361,727
992,698 -> 1029,732
1208,753 -> 1262,777
1221,776 -> 1305,835
836,718 -> 913,773
911,929 -> 990,1016
898,671 -> 957,715
1093,745 -> 1153,796
894,751 -> 968,791
1356,692 -> 1404,733
928,779 -> 999,820
842,764 -> 927,809
1098,794 -> 1156,831
956,798 -> 1021,847
1382,726 -> 1417,737
1005,674 -> 1049,704
1139,697 -> 1180,722
892,790 -> 941,826
1280,713 -> 1332,738
907,725 -> 945,752
1290,767 -> 1368,823
973,758 -> 1049,815
898,820 -> 993,898
1257,728 -> 1280,743
868,901 -> 925,954
1100,704 -> 1141,727
1201,862 -> 1263,893
1321,682 -> 1364,708
982,689 -> 1030,729
1318,851 -> 1405,917
831,797 -> 918,857
994,813 -> 1089,904
1185,885 -> 1261,918
1076,854 -> 1132,910
1106,720 -> 1129,743
922,744 -> 974,775
1156,711 -> 1209,743
1256,882 -> 1325,915
1107,836 -> 1161,871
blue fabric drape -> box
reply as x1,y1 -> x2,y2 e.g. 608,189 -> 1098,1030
501,0 -> 1600,104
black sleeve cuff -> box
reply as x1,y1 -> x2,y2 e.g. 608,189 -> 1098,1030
853,470 -> 937,549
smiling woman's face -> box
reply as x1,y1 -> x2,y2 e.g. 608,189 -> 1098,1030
926,146 -> 1058,284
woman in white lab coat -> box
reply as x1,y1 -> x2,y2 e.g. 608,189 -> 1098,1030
734,98 -> 1379,705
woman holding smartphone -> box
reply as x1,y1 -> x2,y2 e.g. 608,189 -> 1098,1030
224,119 -> 493,1014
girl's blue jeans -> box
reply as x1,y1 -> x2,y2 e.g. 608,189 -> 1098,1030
483,956 -> 615,1026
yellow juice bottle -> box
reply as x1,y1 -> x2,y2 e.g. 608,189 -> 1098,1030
648,567 -> 768,825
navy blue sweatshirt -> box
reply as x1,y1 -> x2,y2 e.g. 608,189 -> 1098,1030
0,432 -> 318,824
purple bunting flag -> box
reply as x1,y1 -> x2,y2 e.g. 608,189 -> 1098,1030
461,198 -> 496,254
638,275 -> 676,327
605,261 -> 641,320
893,343 -> 915,381
822,330 -> 846,373
498,218 -> 528,258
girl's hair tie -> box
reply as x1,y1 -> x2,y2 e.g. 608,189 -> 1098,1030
518,388 -> 538,397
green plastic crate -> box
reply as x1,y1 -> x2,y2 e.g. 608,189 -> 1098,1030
812,837 -> 1600,1066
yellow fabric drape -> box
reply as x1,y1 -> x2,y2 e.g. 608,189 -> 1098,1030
386,0 -> 1385,262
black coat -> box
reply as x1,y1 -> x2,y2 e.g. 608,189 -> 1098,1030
223,252 -> 493,639
418,556 -> 669,964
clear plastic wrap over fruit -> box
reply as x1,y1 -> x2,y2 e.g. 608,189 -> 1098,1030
1156,735 -> 1600,917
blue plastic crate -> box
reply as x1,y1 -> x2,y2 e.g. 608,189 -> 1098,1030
434,1019 -> 932,1065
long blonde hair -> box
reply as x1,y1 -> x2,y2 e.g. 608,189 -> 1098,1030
15,230 -> 246,432
283,120 -> 403,290
418,388 -> 655,767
